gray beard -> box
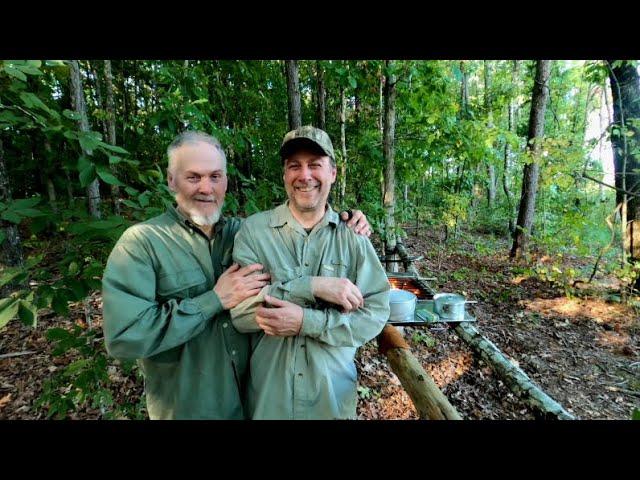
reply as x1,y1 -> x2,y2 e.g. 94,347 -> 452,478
181,200 -> 223,226
189,208 -> 222,226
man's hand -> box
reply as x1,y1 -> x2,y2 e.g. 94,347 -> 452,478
311,277 -> 364,312
214,263 -> 270,309
256,295 -> 303,336
340,209 -> 371,237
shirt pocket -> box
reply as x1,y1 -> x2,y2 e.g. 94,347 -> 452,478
157,268 -> 207,299
320,260 -> 350,278
270,266 -> 299,283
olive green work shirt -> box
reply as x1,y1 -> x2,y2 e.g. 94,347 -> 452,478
102,206 -> 250,419
230,203 -> 390,420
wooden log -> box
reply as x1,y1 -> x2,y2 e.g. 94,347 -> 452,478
378,325 -> 462,420
453,321 -> 575,420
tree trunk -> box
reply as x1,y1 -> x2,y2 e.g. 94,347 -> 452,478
104,60 -> 121,215
0,138 -> 24,268
510,60 -> 552,259
608,60 -> 640,270
378,67 -> 385,140
339,86 -> 347,204
285,60 -> 302,130
453,322 -> 574,419
43,139 -> 58,213
484,61 -> 496,206
69,60 -> 101,219
315,61 -> 326,130
377,325 -> 462,420
460,61 -> 469,118
383,61 -> 398,272
503,61 -> 519,234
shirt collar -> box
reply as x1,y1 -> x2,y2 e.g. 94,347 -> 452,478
269,201 -> 339,229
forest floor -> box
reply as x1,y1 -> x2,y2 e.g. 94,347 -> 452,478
1,228 -> 639,420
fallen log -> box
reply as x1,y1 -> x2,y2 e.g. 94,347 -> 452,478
377,324 -> 462,420
453,322 -> 575,420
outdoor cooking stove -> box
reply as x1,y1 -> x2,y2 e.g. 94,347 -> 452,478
386,272 -> 476,326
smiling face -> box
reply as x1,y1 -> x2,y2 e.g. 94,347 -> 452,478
283,149 -> 336,216
167,141 -> 227,226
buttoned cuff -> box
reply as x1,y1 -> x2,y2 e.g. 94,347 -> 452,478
300,308 -> 326,338
193,290 -> 224,320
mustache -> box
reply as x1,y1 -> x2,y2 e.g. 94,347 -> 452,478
193,195 -> 218,202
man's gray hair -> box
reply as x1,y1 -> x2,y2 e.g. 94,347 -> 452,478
167,131 -> 227,173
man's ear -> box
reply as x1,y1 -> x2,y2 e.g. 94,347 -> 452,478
167,170 -> 176,192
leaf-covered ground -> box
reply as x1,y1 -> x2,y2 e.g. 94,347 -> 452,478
1,229 -> 639,420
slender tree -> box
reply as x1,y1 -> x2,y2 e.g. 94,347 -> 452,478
607,60 -> 640,268
285,60 -> 302,130
339,85 -> 347,204
315,61 -> 326,130
510,60 -> 552,258
104,60 -> 121,215
69,60 -> 101,219
484,61 -> 496,206
0,138 -> 24,268
383,60 -> 398,272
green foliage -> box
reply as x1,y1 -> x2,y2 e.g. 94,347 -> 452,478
412,330 -> 437,348
35,325 -> 145,419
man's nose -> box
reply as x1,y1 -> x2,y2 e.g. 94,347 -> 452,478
299,165 -> 313,181
198,177 -> 215,194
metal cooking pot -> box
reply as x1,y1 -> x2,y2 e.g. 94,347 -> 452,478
388,289 -> 417,322
433,293 -> 477,321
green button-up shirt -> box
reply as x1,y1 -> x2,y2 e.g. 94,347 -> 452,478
230,203 -> 390,420
102,206 -> 250,419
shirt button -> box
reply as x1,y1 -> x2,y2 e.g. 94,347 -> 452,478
223,322 -> 228,328
232,350 -> 236,355
298,373 -> 303,377
304,262 -> 309,267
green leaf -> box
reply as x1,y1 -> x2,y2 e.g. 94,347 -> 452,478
9,197 -> 40,210
78,131 -> 102,153
79,164 -> 97,188
18,300 -> 38,328
633,408 -> 640,420
88,218 -> 125,230
14,208 -> 45,218
0,298 -> 20,330
68,261 -> 79,276
44,60 -> 66,67
0,269 -> 24,288
191,98 -> 208,105
99,143 -> 128,154
1,210 -> 22,224
46,327 -> 72,341
348,76 -> 357,89
96,164 -> 125,186
3,66 -> 27,82
51,290 -> 70,316
108,155 -> 122,165
0,231 -> 5,244
64,359 -> 90,377
15,64 -> 43,76
63,109 -> 81,121
77,155 -> 92,172
67,279 -> 88,301
19,92 -> 50,113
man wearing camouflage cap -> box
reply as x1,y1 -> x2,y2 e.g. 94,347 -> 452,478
230,126 -> 390,420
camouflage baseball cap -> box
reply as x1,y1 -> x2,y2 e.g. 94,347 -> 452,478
279,125 -> 335,161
